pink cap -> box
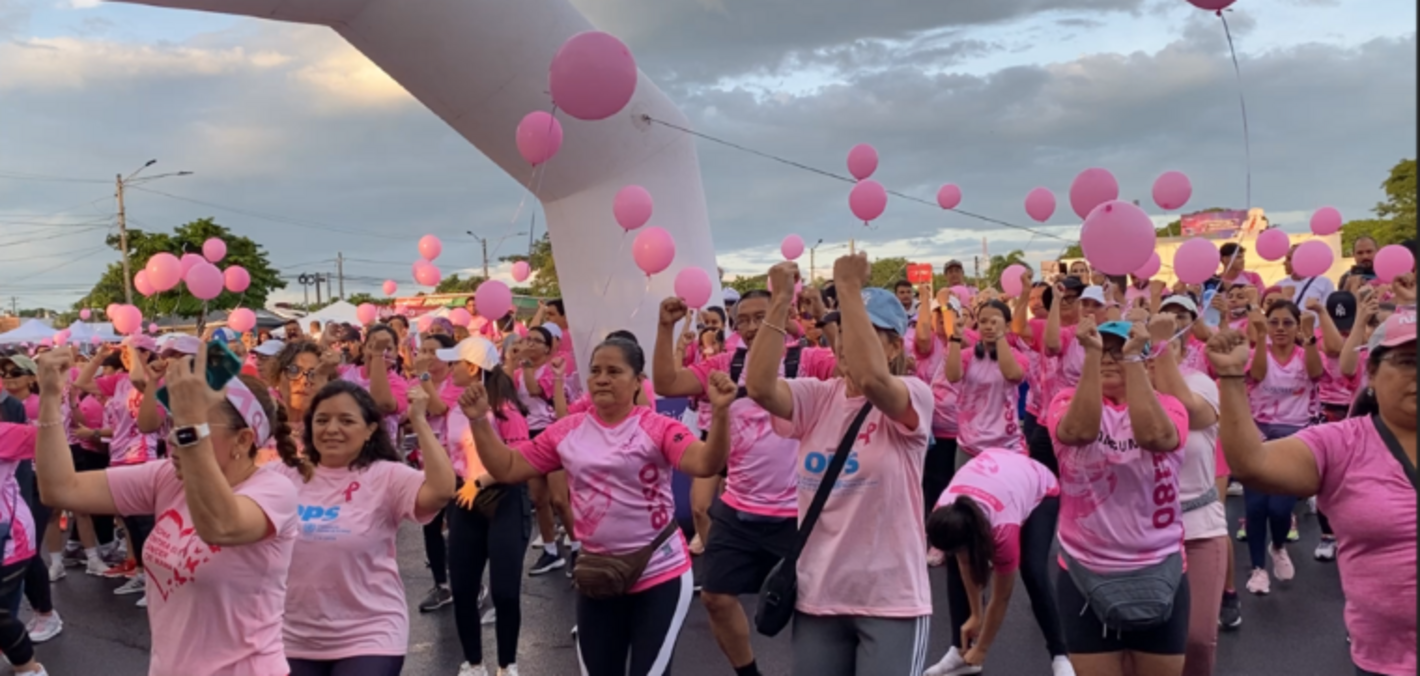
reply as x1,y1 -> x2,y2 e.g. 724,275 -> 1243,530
122,335 -> 158,352
1369,310 -> 1417,351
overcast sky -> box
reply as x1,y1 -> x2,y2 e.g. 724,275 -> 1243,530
0,0 -> 1414,309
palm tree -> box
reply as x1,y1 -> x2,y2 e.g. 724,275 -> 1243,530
986,250 -> 1029,290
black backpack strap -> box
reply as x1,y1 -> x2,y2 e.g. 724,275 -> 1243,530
730,345 -> 804,399
791,402 -> 873,559
1371,414 -> 1418,491
783,346 -> 803,381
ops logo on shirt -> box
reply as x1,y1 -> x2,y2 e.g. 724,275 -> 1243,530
298,505 -> 341,522
803,451 -> 860,476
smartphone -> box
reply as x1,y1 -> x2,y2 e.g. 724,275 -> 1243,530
156,340 -> 245,412
906,263 -> 933,285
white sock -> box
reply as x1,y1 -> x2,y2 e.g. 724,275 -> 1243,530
85,548 -> 100,562
543,543 -> 557,556
49,552 -> 62,567
569,541 -> 582,552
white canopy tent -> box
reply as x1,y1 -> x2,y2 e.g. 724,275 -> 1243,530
66,322 -> 124,345
0,319 -> 57,345
275,301 -> 361,338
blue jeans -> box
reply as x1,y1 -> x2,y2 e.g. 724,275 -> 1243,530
1244,424 -> 1303,568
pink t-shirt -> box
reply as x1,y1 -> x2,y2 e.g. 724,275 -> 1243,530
21,394 -> 37,424
95,373 -> 159,466
1246,346 -> 1319,427
78,394 -> 106,452
770,377 -> 934,617
937,450 -> 1059,574
1318,345 -> 1363,407
339,364 -> 410,442
402,378 -> 462,470
1046,388 -> 1189,574
107,461 -> 298,676
1178,370 -> 1226,542
276,461 -> 431,660
1297,417 -> 1416,676
914,336 -> 960,439
687,347 -> 837,517
0,424 -> 38,566
955,342 -> 1028,456
515,364 -> 565,431
1221,269 -> 1266,296
1025,318 -> 1083,408
515,407 -> 696,593
1180,336 -> 1211,374
446,402 -> 530,480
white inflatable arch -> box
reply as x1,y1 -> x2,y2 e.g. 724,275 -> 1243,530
118,0 -> 720,381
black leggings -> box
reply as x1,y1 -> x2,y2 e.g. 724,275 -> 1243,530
923,437 -> 958,517
288,655 -> 404,676
944,497 -> 1067,658
424,509 -> 448,587
448,484 -> 531,668
577,569 -> 694,676
0,559 -> 35,665
14,461 -> 52,615
122,514 -> 154,568
1023,412 -> 1059,477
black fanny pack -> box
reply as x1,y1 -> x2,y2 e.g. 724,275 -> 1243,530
1063,549 -> 1184,633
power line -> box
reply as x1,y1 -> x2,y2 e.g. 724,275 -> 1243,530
129,186 -> 410,241
0,170 -> 109,184
0,225 -> 110,248
0,246 -> 112,286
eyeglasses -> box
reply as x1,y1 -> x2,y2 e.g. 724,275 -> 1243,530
1267,319 -> 1298,329
285,365 -> 319,382
1380,351 -> 1418,372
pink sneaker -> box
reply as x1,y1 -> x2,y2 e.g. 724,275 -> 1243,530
1271,545 -> 1295,581
1246,568 -> 1271,595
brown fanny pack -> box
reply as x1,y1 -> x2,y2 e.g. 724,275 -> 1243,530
572,523 -> 680,600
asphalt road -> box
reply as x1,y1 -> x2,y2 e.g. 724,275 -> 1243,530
34,496 -> 1355,675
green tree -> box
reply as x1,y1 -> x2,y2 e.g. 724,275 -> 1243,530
1341,158 -> 1416,254
725,274 -> 768,294
75,218 -> 285,316
500,233 -> 560,298
344,293 -> 392,307
434,273 -> 484,295
984,250 -> 1028,289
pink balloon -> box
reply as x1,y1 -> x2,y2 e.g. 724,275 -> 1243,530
79,309 -> 91,320
1001,264 -> 1030,297
180,253 -> 204,277
1186,0 -> 1236,10
614,185 -> 654,232
1374,245 -> 1415,283
1070,168 -> 1120,220
419,235 -> 443,261
185,262 -> 225,300
1024,188 -> 1056,223
950,285 -> 973,305
414,262 -> 442,287
356,303 -> 378,325
105,303 -> 118,319
849,180 -> 887,222
674,267 -> 713,308
227,308 -> 256,333
134,270 -> 155,297
781,234 -> 805,261
937,184 -> 962,210
548,31 -> 638,121
382,280 -> 398,296
1292,240 -> 1334,278
449,308 -> 473,327
1152,171 -> 1192,211
1080,201 -> 1157,276
90,336 -> 102,346
475,280 -> 514,321
224,266 -> 250,294
847,144 -> 878,181
54,330 -> 69,346
515,110 -> 564,166
145,252 -> 182,292
417,315 -> 434,333
512,261 -> 531,283
202,238 -> 227,263
1134,251 -> 1162,279
1256,228 -> 1291,261
1310,207 -> 1343,236
148,323 -> 159,335
1173,238 -> 1222,285
632,226 -> 676,276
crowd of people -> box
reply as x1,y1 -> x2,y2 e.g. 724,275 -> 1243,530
0,236 -> 1411,676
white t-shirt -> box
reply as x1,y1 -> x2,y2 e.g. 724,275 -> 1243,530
1178,370 -> 1226,541
1281,275 -> 1336,319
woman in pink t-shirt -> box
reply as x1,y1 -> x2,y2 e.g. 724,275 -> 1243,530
947,300 -> 1028,465
1239,300 -> 1323,595
915,289 -> 963,536
276,378 -> 455,676
35,347 -> 301,676
512,325 -> 580,575
923,450 -> 1070,676
1208,311 -> 1416,676
746,258 -> 935,676
338,324 -> 409,444
466,337 -> 734,676
1046,317 -> 1190,675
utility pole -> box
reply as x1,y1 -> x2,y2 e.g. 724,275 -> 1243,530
481,239 -> 490,281
337,252 -> 345,299
973,256 -> 981,285
326,272 -> 333,303
9,297 -> 15,316
849,238 -> 856,255
809,238 -> 824,282
116,173 -> 134,304
467,230 -> 526,282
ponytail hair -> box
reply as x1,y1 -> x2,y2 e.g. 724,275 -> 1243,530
925,496 -> 995,585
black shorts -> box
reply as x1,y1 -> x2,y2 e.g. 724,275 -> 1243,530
1056,565 -> 1190,655
699,498 -> 796,595
71,445 -> 109,473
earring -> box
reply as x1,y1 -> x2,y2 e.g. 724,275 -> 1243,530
1367,387 -> 1375,397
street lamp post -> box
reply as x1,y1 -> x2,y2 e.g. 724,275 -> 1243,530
466,230 -> 526,281
116,160 -> 193,304
809,238 -> 824,282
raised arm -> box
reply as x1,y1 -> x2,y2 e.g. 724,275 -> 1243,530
834,254 -> 917,426
1207,330 -> 1321,495
460,383 -> 543,485
74,345 -> 109,396
549,357 -> 570,418
1145,315 -> 1217,429
745,263 -> 798,420
675,371 -> 736,477
1121,322 -> 1182,453
914,283 -> 935,356
1309,298 -> 1344,357
652,298 -> 709,398
1300,312 -> 1325,380
1340,295 -> 1377,377
993,334 -> 1025,383
405,387 -> 456,519
1009,272 -> 1032,341
1053,317 -> 1103,446
33,349 -> 117,516
363,334 -> 400,415
944,331 -> 965,384
1044,282 -> 1065,356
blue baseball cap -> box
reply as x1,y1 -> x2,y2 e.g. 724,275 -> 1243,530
212,328 -> 241,343
1097,321 -> 1134,341
862,287 -> 909,337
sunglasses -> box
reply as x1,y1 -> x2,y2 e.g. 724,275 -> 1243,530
1,370 -> 28,379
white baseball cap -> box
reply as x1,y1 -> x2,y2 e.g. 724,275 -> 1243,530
1080,286 -> 1107,306
437,337 -> 501,371
253,339 -> 285,357
541,323 -> 563,340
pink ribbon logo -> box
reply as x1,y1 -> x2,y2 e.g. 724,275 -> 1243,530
343,481 -> 362,502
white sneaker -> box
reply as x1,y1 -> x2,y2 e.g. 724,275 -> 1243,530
481,606 -> 497,625
85,557 -> 108,576
1271,545 -> 1295,581
15,666 -> 48,676
1226,481 -> 1243,496
457,663 -> 488,676
1246,568 -> 1271,595
47,558 -> 65,582
28,612 -> 62,643
1306,496 -> 1318,514
924,646 -> 982,676
1314,538 -> 1338,561
114,574 -> 145,595
135,594 -> 147,608
1052,655 -> 1076,676
497,666 -> 519,676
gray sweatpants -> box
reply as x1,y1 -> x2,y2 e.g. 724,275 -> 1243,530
791,612 -> 931,676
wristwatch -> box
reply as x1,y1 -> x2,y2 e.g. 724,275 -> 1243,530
418,372 -> 432,382
171,424 -> 211,448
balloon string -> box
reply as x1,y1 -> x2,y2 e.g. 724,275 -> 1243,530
627,276 -> 652,321
599,232 -> 628,297
1219,11 -> 1252,210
